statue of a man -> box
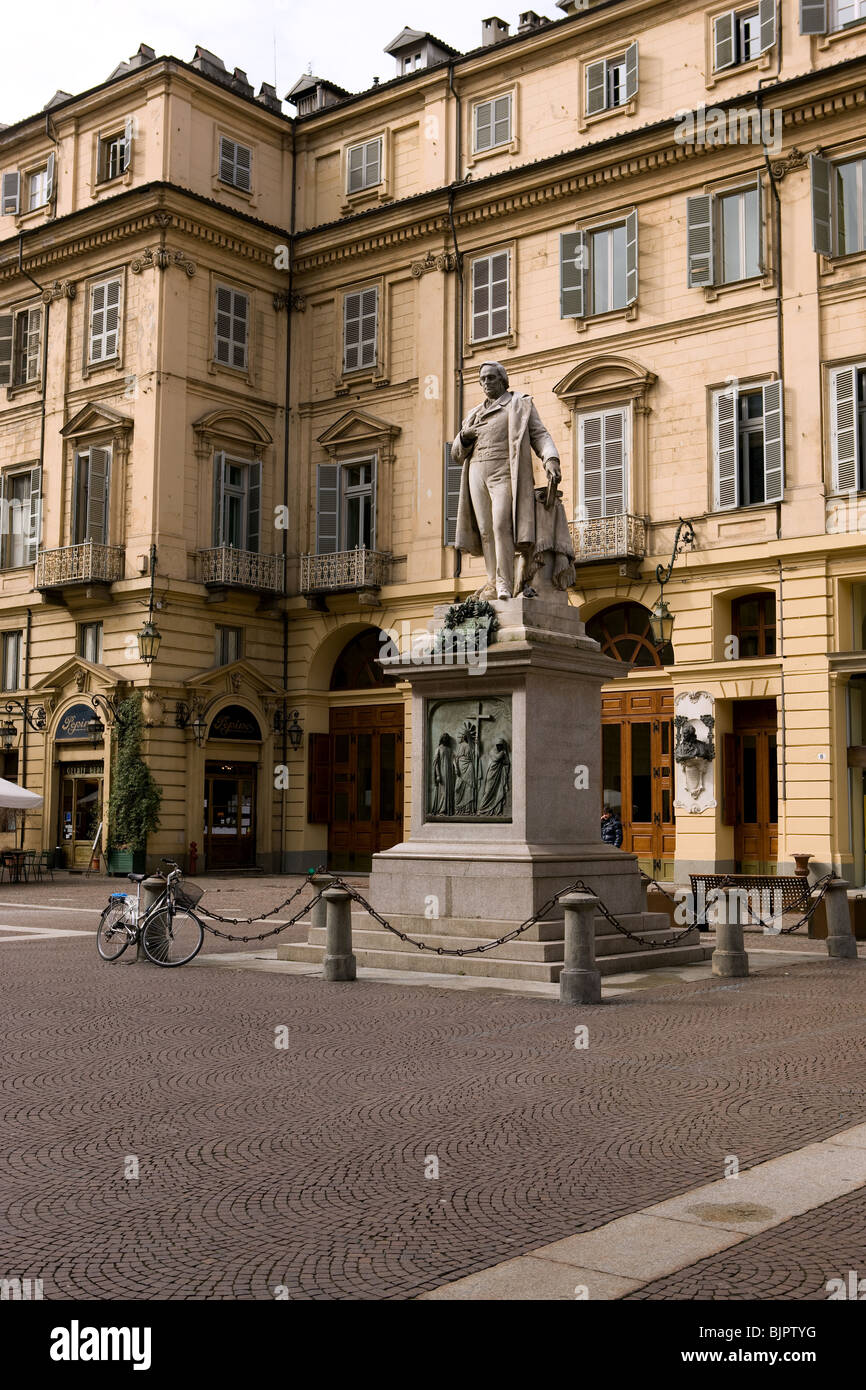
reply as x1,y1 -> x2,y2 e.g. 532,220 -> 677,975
451,362 -> 562,601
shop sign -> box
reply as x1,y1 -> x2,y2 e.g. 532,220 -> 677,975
55,704 -> 97,742
207,705 -> 261,741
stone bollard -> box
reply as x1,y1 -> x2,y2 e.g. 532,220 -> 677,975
824,878 -> 857,960
711,890 -> 749,977
135,874 -> 168,963
322,887 -> 357,982
310,873 -> 334,932
559,892 -> 602,1005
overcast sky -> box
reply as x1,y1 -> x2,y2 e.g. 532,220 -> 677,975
3,0 -> 548,126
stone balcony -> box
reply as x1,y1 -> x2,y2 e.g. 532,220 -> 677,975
569,513 -> 648,566
300,547 -> 392,598
35,542 -> 125,592
197,546 -> 285,594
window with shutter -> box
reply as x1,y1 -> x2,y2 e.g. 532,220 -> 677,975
213,285 -> 249,370
73,447 -> 111,545
89,277 -> 121,363
810,154 -> 834,256
623,42 -> 639,101
14,306 -> 42,385
473,94 -> 512,152
836,158 -> 866,256
714,11 -> 737,69
585,60 -> 606,116
831,365 -> 861,492
28,167 -> 49,211
443,442 -> 462,546
578,409 -> 628,520
247,459 -> 262,552
687,195 -> 715,287
471,252 -> 510,341
758,0 -> 777,51
219,137 -> 252,191
800,0 -> 828,32
762,380 -> 784,503
0,631 -> 22,693
346,138 -> 383,193
343,287 -> 378,372
27,465 -> 41,564
625,208 -> 639,305
46,151 -> 55,203
1,172 -> 20,215
1,468 -> 39,568
714,388 -> 738,510
316,463 -> 339,554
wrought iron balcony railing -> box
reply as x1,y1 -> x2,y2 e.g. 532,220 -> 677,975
198,546 -> 285,593
35,543 -> 125,589
569,513 -> 648,564
300,547 -> 391,594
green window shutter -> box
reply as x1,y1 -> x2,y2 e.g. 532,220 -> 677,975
759,0 -> 777,52
247,459 -> 261,552
26,465 -> 41,565
625,208 -> 638,305
810,154 -> 834,256
800,0 -> 827,34
0,312 -> 13,387
87,447 -> 111,544
560,230 -> 586,318
316,463 -> 339,554
831,366 -> 859,492
713,11 -> 737,70
1,171 -> 20,215
714,388 -> 738,510
762,380 -> 784,503
623,42 -> 639,101
579,414 -> 604,520
585,60 -> 606,116
687,194 -> 715,287
444,441 -> 462,546
212,452 -> 226,546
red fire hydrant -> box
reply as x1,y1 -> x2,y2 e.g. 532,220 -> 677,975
188,841 -> 198,875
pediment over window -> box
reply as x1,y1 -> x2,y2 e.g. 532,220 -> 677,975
554,356 -> 657,412
60,402 -> 133,439
184,658 -> 285,699
31,656 -> 129,702
193,408 -> 273,455
317,409 -> 401,459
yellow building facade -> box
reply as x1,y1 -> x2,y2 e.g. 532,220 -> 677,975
2,3 -> 866,882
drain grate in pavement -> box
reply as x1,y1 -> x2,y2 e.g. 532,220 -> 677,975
686,1202 -> 776,1223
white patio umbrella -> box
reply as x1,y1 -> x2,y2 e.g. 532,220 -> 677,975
0,777 -> 43,809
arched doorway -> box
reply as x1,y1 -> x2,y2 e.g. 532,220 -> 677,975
309,628 -> 404,871
586,603 -> 676,880
203,705 -> 262,871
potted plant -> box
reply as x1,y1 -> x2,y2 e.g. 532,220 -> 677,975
107,693 -> 162,875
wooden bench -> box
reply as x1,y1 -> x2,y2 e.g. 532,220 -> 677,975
688,874 -> 811,931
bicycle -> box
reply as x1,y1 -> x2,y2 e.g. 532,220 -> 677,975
96,859 -> 205,967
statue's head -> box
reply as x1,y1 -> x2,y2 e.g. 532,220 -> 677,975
480,361 -> 509,399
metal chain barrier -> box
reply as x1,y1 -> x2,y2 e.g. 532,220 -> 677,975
193,873 -> 328,943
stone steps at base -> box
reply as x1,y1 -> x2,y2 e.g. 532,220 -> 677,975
305,924 -> 696,963
277,939 -> 714,981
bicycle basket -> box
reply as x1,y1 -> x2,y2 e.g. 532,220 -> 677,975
175,880 -> 205,910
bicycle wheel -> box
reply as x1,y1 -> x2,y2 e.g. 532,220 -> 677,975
96,903 -> 133,962
142,907 -> 204,967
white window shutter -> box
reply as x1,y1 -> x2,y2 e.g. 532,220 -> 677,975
560,230 -> 586,318
585,60 -> 606,116
316,463 -> 339,554
219,137 -> 235,183
343,292 -> 363,371
603,410 -> 626,516
800,0 -> 827,34
580,414 -> 604,520
687,194 -> 714,287
235,144 -> 252,191
759,0 -> 777,52
123,117 -> 134,172
46,151 -> 55,203
474,101 -> 492,152
347,146 -> 364,193
231,290 -> 248,369
490,252 -> 509,337
623,42 -> 639,101
713,12 -> 737,70
810,154 -> 834,257
26,465 -> 41,564
212,452 -> 227,545
762,380 -> 784,503
0,312 -> 12,387
89,283 -> 105,361
214,286 -> 232,363
360,287 -> 378,368
2,171 -> 20,215
714,388 -> 738,510
493,95 -> 511,145
105,279 -> 120,358
625,208 -> 638,305
831,366 -> 859,492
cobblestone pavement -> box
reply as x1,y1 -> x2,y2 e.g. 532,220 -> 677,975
2,898 -> 866,1300
627,1187 -> 866,1300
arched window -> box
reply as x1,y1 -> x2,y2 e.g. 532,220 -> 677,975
330,629 -> 391,690
586,602 -> 673,668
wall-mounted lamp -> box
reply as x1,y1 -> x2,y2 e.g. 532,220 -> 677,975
0,700 -> 47,750
136,545 -> 162,663
649,518 -> 695,648
286,710 -> 303,751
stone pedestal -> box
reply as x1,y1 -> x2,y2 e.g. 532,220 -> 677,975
369,595 -> 661,936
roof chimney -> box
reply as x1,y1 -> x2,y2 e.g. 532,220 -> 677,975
482,16 -> 510,46
518,10 -> 546,31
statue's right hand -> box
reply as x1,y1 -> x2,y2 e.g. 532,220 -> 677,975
460,429 -> 477,448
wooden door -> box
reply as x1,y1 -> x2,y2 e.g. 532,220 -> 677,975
328,705 -> 404,871
601,690 -> 675,879
204,762 -> 257,870
729,702 -> 778,873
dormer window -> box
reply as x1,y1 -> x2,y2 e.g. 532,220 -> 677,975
402,52 -> 423,72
